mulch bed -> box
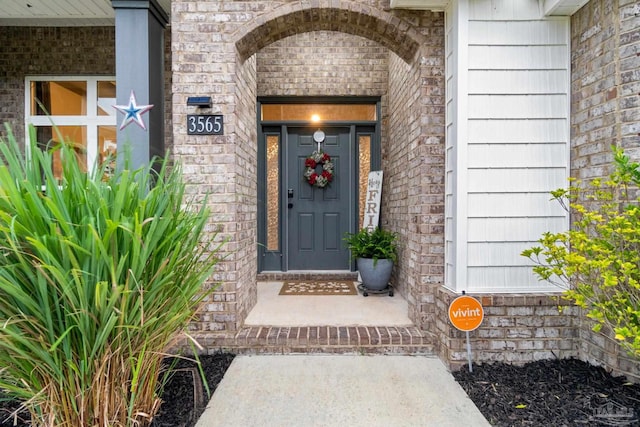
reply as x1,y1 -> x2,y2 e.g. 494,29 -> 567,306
150,353 -> 235,427
2,355 -> 639,426
454,358 -> 640,426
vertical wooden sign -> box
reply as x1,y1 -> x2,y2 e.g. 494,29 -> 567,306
363,171 -> 383,231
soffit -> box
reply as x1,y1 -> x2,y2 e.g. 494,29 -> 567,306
389,0 -> 589,15
0,0 -> 171,26
541,0 -> 589,15
389,0 -> 448,11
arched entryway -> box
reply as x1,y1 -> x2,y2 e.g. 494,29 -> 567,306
172,1 -> 446,337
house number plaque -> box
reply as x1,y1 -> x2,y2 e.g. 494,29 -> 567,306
187,115 -> 224,135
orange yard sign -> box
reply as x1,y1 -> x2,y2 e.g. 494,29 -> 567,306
448,295 -> 484,332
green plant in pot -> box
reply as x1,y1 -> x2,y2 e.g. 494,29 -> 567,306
344,227 -> 398,293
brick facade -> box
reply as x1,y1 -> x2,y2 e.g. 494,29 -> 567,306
431,0 -> 640,381
395,13 -> 445,334
435,290 -> 580,370
570,0 -> 640,381
172,0 -> 445,340
256,31 -> 389,97
0,27 -> 115,143
0,26 -> 173,152
385,15 -> 446,336
0,0 -> 638,382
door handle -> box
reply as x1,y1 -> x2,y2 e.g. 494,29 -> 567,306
288,202 -> 293,209
288,189 -> 294,198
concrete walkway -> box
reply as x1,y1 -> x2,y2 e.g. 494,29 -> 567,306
195,355 -> 491,427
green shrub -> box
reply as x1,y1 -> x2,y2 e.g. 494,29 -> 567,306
522,147 -> 640,359
343,227 -> 398,264
0,124 -> 222,426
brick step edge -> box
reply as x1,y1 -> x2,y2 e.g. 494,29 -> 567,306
190,326 -> 436,356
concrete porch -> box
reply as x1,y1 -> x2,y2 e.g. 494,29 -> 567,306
199,272 -> 436,355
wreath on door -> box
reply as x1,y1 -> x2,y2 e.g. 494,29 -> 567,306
304,150 -> 334,188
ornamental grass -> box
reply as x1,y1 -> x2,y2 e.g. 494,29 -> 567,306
0,124 -> 222,426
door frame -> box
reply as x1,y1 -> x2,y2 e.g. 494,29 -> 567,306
257,96 -> 381,272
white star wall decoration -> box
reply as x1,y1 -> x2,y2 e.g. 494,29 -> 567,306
113,90 -> 154,131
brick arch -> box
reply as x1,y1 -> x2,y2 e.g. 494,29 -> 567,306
235,2 -> 427,63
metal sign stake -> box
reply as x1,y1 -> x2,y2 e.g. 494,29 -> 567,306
466,330 -> 473,373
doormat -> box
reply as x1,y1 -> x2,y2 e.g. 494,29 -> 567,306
279,280 -> 357,296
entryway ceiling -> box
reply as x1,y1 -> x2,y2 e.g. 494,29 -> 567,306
0,0 -> 171,26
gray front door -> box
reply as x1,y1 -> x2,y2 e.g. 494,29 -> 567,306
287,127 -> 353,270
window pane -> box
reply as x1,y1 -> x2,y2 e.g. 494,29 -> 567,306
97,81 -> 116,116
358,135 -> 371,229
262,104 -> 376,121
30,81 -> 87,115
99,126 -> 117,175
266,135 -> 280,251
36,126 -> 87,178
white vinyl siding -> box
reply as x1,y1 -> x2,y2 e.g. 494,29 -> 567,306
466,267 -> 551,293
467,193 -> 567,217
469,70 -> 568,94
470,45 -> 568,69
468,119 -> 567,143
444,0 -> 570,293
467,217 -> 568,242
467,143 -> 567,167
467,168 -> 566,192
469,94 -> 567,118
